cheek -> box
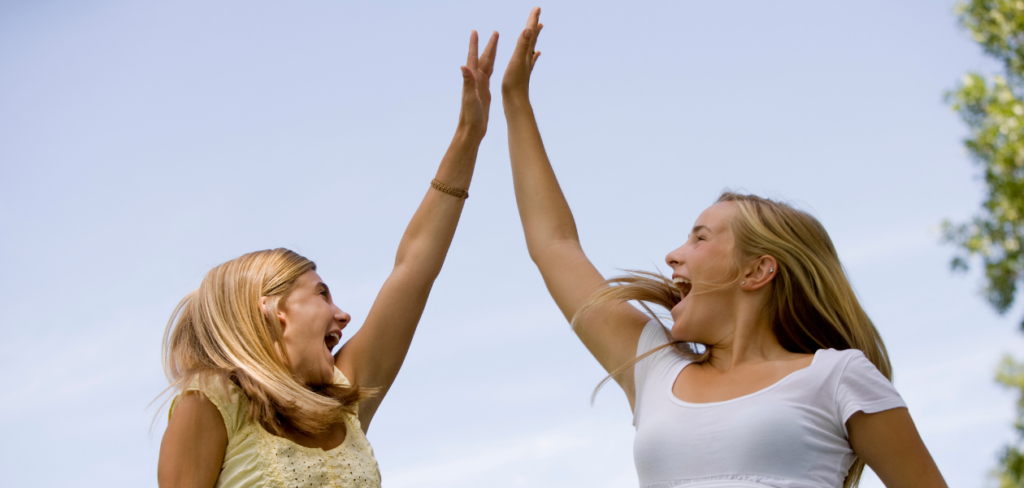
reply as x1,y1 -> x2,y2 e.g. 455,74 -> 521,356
281,312 -> 323,359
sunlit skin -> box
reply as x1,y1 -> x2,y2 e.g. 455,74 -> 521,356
503,7 -> 947,486
666,202 -> 751,345
259,271 -> 352,451
261,270 -> 349,388
664,202 -> 814,403
158,28 -> 499,488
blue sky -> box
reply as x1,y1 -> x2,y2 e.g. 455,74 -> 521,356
1,1 -> 1020,486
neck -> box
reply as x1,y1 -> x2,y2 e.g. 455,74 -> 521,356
704,303 -> 790,372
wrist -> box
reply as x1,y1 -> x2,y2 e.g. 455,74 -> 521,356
454,123 -> 486,144
501,91 -> 532,111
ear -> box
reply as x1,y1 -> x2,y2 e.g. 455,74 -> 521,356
741,255 -> 778,291
260,296 -> 289,329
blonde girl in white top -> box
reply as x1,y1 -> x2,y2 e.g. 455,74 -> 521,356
158,29 -> 499,488
502,8 -> 946,488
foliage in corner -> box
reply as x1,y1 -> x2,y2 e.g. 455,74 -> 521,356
945,2 -> 1024,486
995,355 -> 1024,488
943,0 -> 1024,326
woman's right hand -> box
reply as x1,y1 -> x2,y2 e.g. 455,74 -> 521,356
501,7 -> 543,103
502,5 -> 650,409
458,29 -> 498,140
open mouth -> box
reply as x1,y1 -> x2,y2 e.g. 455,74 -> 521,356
673,277 -> 692,298
324,331 -> 341,353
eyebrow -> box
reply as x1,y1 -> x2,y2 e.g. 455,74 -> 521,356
317,282 -> 331,295
691,225 -> 711,234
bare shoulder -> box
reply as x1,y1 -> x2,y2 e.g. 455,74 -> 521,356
171,391 -> 224,425
159,391 -> 228,488
165,391 -> 228,446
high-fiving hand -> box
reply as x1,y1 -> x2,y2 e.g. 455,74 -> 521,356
502,7 -> 543,101
459,30 -> 499,138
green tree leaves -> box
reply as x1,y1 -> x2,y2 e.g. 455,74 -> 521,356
995,355 -> 1024,488
946,2 -> 1024,486
943,1 -> 1024,327
958,0 -> 1024,81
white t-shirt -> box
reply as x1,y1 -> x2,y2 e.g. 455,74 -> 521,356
632,320 -> 905,488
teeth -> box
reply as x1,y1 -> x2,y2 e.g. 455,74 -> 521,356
673,277 -> 692,297
325,331 -> 341,350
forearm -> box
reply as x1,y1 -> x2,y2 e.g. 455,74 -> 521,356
342,128 -> 479,417
339,29 -> 498,428
393,127 -> 480,275
504,94 -> 581,259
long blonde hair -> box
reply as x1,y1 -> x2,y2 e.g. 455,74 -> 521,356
162,248 -> 371,437
575,192 -> 891,488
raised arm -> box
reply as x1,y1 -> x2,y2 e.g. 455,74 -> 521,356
502,8 -> 649,407
336,30 -> 498,431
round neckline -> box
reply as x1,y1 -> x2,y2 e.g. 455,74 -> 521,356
667,349 -> 823,408
259,366 -> 356,453
260,413 -> 354,453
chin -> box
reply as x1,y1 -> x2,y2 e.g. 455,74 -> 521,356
670,318 -> 703,344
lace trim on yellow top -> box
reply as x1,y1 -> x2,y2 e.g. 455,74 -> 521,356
169,368 -> 381,488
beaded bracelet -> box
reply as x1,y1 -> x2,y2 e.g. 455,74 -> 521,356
430,179 -> 469,199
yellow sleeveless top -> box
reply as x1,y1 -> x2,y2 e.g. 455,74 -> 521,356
169,368 -> 382,488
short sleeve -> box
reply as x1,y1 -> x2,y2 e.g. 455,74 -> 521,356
634,320 -> 671,392
835,350 -> 906,434
634,319 -> 675,427
169,375 -> 247,440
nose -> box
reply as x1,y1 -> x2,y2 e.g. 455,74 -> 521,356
665,244 -> 686,268
334,306 -> 351,327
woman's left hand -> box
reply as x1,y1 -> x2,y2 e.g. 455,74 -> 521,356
336,29 -> 497,432
458,30 -> 498,139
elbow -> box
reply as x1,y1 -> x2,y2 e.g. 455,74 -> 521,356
392,258 -> 442,283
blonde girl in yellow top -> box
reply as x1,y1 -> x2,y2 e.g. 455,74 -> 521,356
157,30 -> 499,488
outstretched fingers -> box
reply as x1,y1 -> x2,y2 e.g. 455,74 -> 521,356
526,11 -> 541,57
524,6 -> 540,30
467,30 -> 479,71
513,8 -> 540,59
501,8 -> 542,96
515,27 -> 532,59
531,23 -> 543,66
466,30 -> 498,77
479,31 -> 499,76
